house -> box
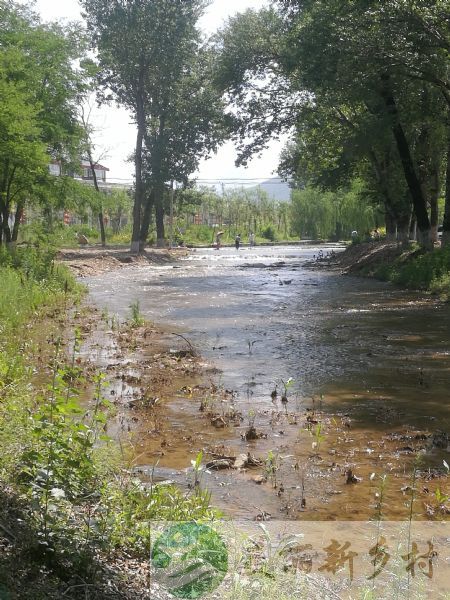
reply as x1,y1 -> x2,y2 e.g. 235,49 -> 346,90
80,160 -> 109,183
48,159 -> 109,184
47,159 -> 131,229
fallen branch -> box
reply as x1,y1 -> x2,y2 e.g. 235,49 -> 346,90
171,333 -> 197,356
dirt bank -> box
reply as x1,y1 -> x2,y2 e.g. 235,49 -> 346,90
58,246 -> 188,277
311,241 -> 406,275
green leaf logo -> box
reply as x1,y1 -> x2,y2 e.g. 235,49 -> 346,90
152,522 -> 228,598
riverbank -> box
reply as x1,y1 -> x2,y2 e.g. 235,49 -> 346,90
57,246 -> 190,277
4,243 -> 450,598
318,240 -> 450,300
0,248 -> 217,599
82,246 -> 450,522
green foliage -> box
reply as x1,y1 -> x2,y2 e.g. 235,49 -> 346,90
0,2 -> 92,244
182,224 -> 215,245
264,450 -> 279,489
174,186 -> 297,246
0,247 -> 78,334
100,478 -> 217,554
374,247 -> 450,299
0,256 -> 218,588
260,225 -> 277,242
81,0 -> 227,245
216,0 -> 449,245
291,182 -> 378,241
21,223 -> 99,248
128,300 -> 145,328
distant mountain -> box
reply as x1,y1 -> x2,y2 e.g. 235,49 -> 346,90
248,178 -> 292,202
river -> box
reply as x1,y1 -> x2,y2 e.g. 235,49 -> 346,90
85,244 -> 450,521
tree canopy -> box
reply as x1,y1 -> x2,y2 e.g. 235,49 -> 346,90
215,0 -> 450,247
0,1 -> 91,245
82,0 -> 227,251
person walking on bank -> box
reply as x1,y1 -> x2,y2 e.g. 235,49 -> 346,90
249,232 -> 255,247
235,234 -> 241,250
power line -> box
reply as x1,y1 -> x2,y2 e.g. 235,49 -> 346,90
106,176 -> 290,184
197,177 -> 286,181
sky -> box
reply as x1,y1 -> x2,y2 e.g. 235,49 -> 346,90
23,0 -> 286,187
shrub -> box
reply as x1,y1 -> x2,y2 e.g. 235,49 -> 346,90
260,225 -> 277,241
373,246 -> 450,298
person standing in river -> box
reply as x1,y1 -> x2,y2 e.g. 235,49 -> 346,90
235,234 -> 241,250
249,232 -> 255,247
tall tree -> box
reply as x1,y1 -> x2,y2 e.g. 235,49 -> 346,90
140,46 -> 227,246
0,1 -> 89,245
216,1 -> 449,248
82,0 -> 225,251
80,106 -> 109,247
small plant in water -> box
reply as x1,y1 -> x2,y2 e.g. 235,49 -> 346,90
294,460 -> 307,510
280,377 -> 295,406
128,300 -> 145,327
270,383 -> 278,401
190,450 -> 205,488
311,422 -> 325,450
265,450 -> 280,489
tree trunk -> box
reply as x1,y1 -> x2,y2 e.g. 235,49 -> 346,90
12,200 -> 24,243
98,211 -> 106,247
380,74 -> 432,248
139,188 -> 154,248
154,181 -> 165,248
430,187 -> 439,244
385,213 -> 397,242
0,202 -> 11,245
409,215 -> 417,242
397,213 -> 411,247
0,161 -> 11,246
131,91 -> 146,254
443,133 -> 450,247
87,154 -> 106,247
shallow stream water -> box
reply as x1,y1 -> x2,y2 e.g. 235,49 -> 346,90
85,245 -> 450,521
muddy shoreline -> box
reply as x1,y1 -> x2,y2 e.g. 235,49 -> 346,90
81,300 -> 450,523
58,246 -> 189,277
63,245 -> 450,523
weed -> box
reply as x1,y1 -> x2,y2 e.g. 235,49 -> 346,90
311,423 -> 325,450
294,460 -> 307,510
190,450 -> 205,489
0,249 -> 217,594
128,300 -> 145,327
265,451 -> 280,489
374,245 -> 450,299
280,377 -> 295,407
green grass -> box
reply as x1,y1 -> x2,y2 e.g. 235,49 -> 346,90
374,246 -> 450,300
0,246 -> 78,333
0,243 -> 219,596
177,224 -> 298,246
19,221 -> 300,248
